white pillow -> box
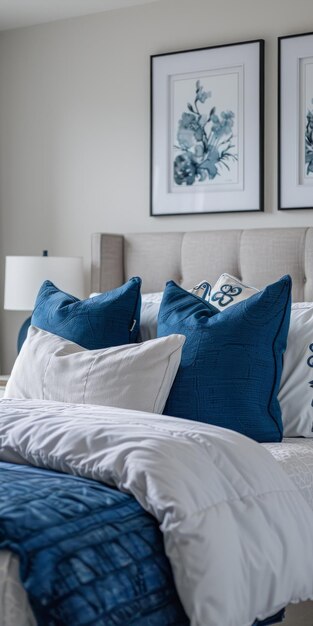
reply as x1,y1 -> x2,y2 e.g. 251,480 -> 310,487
278,303 -> 313,437
5,326 -> 185,414
91,292 -> 164,304
141,292 -> 163,304
138,293 -> 163,341
138,301 -> 159,342
209,273 -> 259,310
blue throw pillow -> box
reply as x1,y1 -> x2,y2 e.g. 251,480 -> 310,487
32,277 -> 141,349
157,276 -> 292,443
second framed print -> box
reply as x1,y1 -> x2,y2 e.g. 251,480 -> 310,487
279,32 -> 313,210
150,39 -> 264,216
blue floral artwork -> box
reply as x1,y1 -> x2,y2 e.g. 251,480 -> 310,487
173,80 -> 238,187
305,107 -> 313,176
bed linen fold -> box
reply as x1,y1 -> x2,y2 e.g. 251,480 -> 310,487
0,398 -> 313,626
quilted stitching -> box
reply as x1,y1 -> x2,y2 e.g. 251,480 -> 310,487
0,463 -> 188,626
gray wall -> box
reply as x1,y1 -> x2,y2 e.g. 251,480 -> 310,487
0,0 -> 313,371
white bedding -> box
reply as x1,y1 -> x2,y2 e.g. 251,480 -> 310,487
0,399 -> 313,626
264,438 -> 313,510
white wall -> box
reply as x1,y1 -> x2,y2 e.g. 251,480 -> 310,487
0,0 -> 313,371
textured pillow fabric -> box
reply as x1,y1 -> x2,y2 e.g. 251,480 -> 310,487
158,276 -> 292,443
90,291 -> 163,343
5,326 -> 185,414
278,302 -> 313,437
139,286 -> 212,342
32,278 -> 142,349
209,273 -> 259,311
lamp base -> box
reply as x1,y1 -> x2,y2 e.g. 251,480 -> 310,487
17,317 -> 31,353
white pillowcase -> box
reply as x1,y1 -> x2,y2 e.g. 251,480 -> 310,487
5,326 -> 185,414
138,293 -> 163,342
141,292 -> 163,304
209,273 -> 259,310
278,303 -> 313,437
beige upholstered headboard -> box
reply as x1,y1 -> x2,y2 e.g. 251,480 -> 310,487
91,228 -> 313,302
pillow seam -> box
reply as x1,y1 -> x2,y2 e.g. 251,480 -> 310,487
82,355 -> 98,403
152,343 -> 183,413
42,352 -> 56,401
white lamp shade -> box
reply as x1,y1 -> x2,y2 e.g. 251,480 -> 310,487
4,255 -> 84,311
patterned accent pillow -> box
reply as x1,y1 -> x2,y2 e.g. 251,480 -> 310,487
189,280 -> 211,301
158,276 -> 292,443
32,278 -> 142,349
278,302 -> 313,437
209,273 -> 259,311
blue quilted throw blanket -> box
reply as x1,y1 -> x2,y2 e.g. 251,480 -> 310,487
0,462 -> 188,626
0,462 -> 285,626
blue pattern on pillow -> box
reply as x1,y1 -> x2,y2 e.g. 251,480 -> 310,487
158,277 -> 292,443
32,278 -> 141,349
211,283 -> 242,307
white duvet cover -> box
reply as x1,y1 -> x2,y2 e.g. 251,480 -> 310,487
0,399 -> 313,626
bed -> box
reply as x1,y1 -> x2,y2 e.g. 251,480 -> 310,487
1,227 -> 313,626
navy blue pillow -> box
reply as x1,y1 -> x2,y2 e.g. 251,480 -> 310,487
157,276 -> 292,443
32,277 -> 141,350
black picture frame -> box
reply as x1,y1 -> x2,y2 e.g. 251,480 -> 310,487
278,31 -> 313,211
150,39 -> 264,216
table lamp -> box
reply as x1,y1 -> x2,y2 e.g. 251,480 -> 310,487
4,251 -> 84,352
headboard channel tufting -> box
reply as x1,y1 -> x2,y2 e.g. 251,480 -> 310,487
91,228 -> 313,302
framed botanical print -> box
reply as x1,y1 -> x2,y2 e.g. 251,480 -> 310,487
279,32 -> 313,210
150,39 -> 264,216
